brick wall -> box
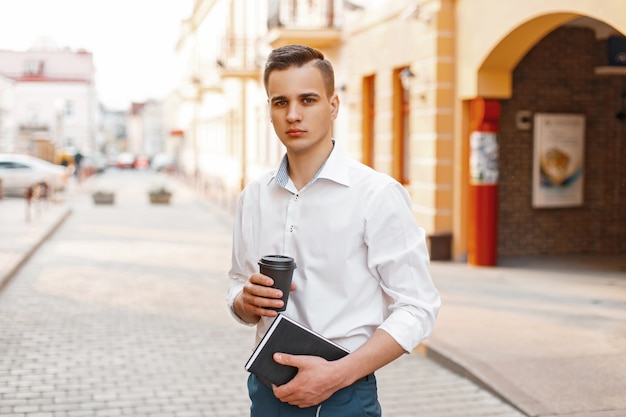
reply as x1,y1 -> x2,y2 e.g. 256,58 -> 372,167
499,27 -> 626,256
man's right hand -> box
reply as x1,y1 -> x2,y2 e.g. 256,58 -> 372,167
234,273 -> 294,324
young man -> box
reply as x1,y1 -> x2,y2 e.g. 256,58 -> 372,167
227,44 -> 440,416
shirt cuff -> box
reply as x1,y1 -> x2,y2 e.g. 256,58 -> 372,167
378,307 -> 436,352
226,283 -> 256,326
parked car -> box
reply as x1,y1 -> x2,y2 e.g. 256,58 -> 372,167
105,152 -> 119,168
80,152 -> 107,175
134,155 -> 150,170
0,153 -> 69,197
150,153 -> 176,172
116,152 -> 136,169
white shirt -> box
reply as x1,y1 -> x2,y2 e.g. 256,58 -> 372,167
227,142 -> 440,353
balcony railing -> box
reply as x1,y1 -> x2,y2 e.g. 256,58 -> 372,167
217,37 -> 259,77
19,123 -> 50,132
268,0 -> 341,29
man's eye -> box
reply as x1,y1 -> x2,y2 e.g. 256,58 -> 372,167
274,100 -> 287,106
303,97 -> 314,104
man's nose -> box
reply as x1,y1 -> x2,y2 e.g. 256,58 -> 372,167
286,103 -> 302,122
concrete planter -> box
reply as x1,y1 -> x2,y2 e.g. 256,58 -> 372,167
149,194 -> 171,204
92,192 -> 115,205
148,185 -> 173,204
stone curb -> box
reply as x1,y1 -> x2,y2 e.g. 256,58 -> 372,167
0,207 -> 73,293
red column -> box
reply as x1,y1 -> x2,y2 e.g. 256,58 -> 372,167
467,98 -> 501,266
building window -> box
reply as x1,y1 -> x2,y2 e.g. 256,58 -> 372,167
392,67 -> 410,185
23,60 -> 44,75
26,105 -> 40,126
362,75 -> 375,168
64,100 -> 75,118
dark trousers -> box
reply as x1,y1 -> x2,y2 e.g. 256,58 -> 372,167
248,373 -> 382,417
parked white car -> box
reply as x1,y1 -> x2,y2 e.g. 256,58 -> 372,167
151,153 -> 176,172
0,153 -> 69,197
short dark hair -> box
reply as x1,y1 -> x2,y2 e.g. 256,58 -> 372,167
263,44 -> 335,97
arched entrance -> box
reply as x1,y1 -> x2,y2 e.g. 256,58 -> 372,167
455,8 -> 626,263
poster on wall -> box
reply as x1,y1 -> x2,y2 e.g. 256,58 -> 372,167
469,131 -> 498,185
532,113 -> 585,208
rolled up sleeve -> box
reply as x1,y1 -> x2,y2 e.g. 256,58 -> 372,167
366,183 -> 441,352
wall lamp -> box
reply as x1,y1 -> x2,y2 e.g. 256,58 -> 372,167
399,67 -> 416,91
344,0 -> 364,11
400,2 -> 434,23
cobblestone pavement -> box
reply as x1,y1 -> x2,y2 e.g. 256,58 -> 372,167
0,169 -> 525,417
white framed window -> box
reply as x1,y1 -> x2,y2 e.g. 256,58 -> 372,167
23,60 -> 44,75
64,100 -> 75,118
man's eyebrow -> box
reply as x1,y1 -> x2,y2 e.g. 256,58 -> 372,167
300,92 -> 320,99
270,92 -> 321,103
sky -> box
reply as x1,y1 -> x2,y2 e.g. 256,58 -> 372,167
0,0 -> 194,111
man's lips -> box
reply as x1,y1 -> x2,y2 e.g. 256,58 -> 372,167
286,129 -> 306,137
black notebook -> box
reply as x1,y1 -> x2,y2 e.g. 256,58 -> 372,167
244,314 -> 350,386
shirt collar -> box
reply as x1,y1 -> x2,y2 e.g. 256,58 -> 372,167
273,154 -> 290,187
316,141 -> 350,187
268,140 -> 351,189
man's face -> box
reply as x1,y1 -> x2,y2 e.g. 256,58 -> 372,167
266,63 -> 339,155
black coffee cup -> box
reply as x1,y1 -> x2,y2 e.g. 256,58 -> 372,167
258,255 -> 297,311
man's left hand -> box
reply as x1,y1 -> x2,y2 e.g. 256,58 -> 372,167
271,353 -> 346,408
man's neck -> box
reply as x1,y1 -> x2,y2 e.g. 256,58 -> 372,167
287,140 -> 334,190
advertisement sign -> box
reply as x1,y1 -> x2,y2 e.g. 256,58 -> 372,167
469,131 -> 498,185
532,113 -> 585,208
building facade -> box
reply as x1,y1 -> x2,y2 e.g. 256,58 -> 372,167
174,0 -> 269,206
0,42 -> 98,159
125,100 -> 167,159
0,73 -> 15,153
174,0 -> 626,263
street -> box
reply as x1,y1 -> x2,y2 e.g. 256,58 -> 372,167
0,169 -> 525,417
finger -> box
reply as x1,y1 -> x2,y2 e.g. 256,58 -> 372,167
248,305 -> 278,318
246,284 -> 282,299
242,292 -> 282,313
251,272 -> 275,286
273,352 -> 297,366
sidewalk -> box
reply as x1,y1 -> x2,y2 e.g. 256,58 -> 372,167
0,186 -> 625,417
0,196 -> 71,292
423,258 -> 626,417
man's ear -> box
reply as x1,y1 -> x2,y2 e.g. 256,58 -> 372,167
330,94 -> 340,120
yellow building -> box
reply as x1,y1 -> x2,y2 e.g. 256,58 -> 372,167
175,0 -> 626,264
